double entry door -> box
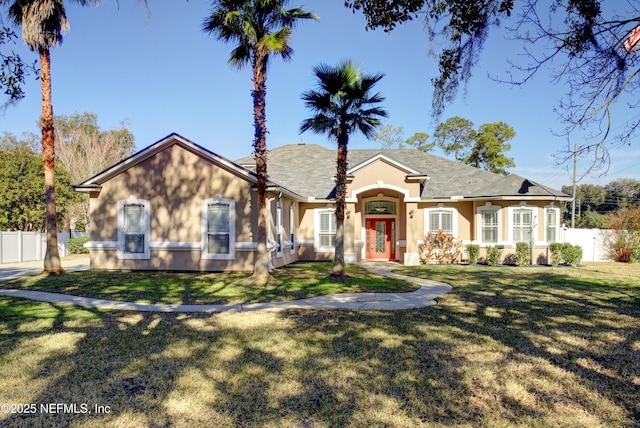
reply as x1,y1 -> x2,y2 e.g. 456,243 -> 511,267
365,218 -> 396,260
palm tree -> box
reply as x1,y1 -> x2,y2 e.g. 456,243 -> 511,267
203,0 -> 317,282
4,0 -> 95,274
300,60 -> 387,277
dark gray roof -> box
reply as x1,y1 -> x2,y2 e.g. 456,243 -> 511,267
236,144 -> 570,200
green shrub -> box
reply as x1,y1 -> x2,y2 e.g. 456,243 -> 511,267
67,236 -> 90,254
466,244 -> 480,264
485,246 -> 502,267
549,242 -> 563,266
515,242 -> 531,266
549,242 -> 582,266
633,244 -> 640,263
562,243 -> 583,266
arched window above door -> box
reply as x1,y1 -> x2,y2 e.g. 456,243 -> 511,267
364,200 -> 396,215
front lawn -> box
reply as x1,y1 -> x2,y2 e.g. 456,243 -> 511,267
0,262 -> 638,427
0,262 -> 417,304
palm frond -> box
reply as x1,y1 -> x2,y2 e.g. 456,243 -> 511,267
204,0 -> 315,67
260,27 -> 291,59
300,59 -> 387,143
7,0 -> 69,51
276,6 -> 318,28
228,44 -> 252,69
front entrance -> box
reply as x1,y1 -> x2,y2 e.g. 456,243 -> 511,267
366,218 -> 396,260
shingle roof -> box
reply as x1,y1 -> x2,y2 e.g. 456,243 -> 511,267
236,144 -> 570,201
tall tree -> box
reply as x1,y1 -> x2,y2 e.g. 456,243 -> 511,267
3,0 -> 96,274
54,112 -> 135,183
346,1 -> 640,173
300,59 -> 387,277
465,122 -> 515,175
603,178 -> 640,212
203,0 -> 317,282
372,124 -> 404,149
0,132 -> 73,231
53,112 -> 135,229
433,116 -> 476,162
561,183 -> 607,225
405,131 -> 433,152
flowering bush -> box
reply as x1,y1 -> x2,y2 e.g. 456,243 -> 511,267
419,230 -> 463,264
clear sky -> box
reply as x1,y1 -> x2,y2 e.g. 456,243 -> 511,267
2,0 -> 639,188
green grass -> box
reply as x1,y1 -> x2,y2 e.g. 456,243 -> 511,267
0,262 -> 417,304
0,262 -> 638,427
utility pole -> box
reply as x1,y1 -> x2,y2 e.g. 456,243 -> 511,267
571,144 -> 577,228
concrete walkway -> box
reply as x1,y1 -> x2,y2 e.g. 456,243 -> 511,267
0,259 -> 452,312
0,257 -> 90,281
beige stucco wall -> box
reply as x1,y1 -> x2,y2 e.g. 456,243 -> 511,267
347,159 -> 421,199
418,201 -> 474,242
88,144 -> 258,271
297,202 -> 334,262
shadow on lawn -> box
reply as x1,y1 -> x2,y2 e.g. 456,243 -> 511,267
0,268 -> 638,427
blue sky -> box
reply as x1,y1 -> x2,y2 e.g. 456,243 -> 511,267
2,0 -> 639,188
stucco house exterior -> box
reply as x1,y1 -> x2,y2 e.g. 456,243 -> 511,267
74,133 -> 571,271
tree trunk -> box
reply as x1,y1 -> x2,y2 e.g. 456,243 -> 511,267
331,134 -> 349,277
40,49 -> 64,275
250,51 -> 271,284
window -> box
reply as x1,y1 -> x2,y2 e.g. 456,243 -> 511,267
202,196 -> 235,260
124,204 -> 145,253
117,196 -> 150,260
429,211 -> 452,235
513,208 -> 533,243
316,209 -> 336,251
364,200 -> 396,215
289,203 -> 296,254
275,201 -> 283,258
546,207 -> 559,243
482,211 -> 498,243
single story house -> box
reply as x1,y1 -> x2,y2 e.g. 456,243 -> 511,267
74,133 -> 571,271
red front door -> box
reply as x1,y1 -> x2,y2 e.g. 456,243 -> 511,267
366,218 -> 396,260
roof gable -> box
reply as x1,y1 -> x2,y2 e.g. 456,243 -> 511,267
75,133 -> 258,189
348,153 -> 422,175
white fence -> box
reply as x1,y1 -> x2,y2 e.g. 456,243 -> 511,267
560,227 -> 613,262
0,231 -> 89,264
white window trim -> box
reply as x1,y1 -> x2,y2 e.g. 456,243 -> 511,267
476,203 -> 502,246
275,200 -> 283,258
424,205 -> 458,237
314,207 -> 336,252
544,203 -> 560,244
507,204 -> 538,245
289,203 -> 296,255
117,195 -> 150,260
201,195 -> 235,260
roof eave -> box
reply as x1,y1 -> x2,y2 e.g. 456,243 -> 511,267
420,195 -> 573,202
264,184 -> 307,202
72,185 -> 102,194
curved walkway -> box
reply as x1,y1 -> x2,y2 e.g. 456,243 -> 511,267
0,259 -> 452,312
